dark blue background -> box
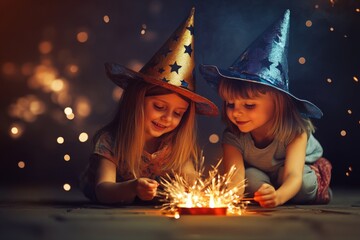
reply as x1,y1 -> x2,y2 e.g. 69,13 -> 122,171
1,0 -> 359,188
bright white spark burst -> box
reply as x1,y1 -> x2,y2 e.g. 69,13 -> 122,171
157,157 -> 249,215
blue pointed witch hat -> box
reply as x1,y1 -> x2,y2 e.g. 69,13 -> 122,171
199,9 -> 322,119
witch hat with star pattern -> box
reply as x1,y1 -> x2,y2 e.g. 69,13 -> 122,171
199,9 -> 322,119
105,7 -> 218,116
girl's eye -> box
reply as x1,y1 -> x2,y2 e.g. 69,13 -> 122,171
226,102 -> 235,109
174,111 -> 183,118
154,104 -> 165,110
244,104 -> 255,109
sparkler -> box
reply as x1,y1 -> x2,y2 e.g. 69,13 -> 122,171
157,157 -> 250,215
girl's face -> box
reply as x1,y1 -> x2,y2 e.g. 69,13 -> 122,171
225,92 -> 275,137
144,93 -> 189,140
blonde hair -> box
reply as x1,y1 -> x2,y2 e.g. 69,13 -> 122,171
218,78 -> 315,143
95,80 -> 198,178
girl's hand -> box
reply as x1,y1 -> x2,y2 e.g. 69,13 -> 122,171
135,178 -> 159,201
253,183 -> 280,208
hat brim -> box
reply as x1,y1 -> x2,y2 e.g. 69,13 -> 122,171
199,64 -> 323,119
105,62 -> 219,116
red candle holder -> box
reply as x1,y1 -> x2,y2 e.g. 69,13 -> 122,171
177,204 -> 227,215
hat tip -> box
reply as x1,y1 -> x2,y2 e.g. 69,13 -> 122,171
284,9 -> 290,17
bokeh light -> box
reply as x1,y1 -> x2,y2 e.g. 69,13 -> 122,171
66,113 -> 75,120
51,79 -> 64,92
75,97 -> 91,117
63,183 -> 71,191
79,132 -> 89,142
64,154 -> 71,161
64,107 -> 73,115
298,57 -> 306,64
38,41 -> 53,54
103,15 -> 110,23
57,137 -> 65,144
8,95 -> 46,123
9,123 -> 24,139
18,161 -> 25,169
77,31 -> 89,43
21,63 -> 34,76
209,134 -> 219,144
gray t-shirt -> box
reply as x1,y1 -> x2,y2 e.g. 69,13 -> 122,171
222,129 -> 323,173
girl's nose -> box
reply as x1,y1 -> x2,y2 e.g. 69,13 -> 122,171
161,111 -> 172,122
233,107 -> 243,118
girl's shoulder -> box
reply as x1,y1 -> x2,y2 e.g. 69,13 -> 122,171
96,131 -> 113,144
94,131 -> 115,156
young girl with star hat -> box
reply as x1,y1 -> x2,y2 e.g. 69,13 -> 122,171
200,9 -> 331,207
80,8 -> 218,204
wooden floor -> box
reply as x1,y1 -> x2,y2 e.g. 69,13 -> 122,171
0,186 -> 359,240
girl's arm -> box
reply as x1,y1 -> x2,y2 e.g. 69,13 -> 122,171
254,132 -> 307,207
222,143 -> 246,195
95,158 -> 158,204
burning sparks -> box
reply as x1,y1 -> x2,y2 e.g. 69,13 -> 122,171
158,158 -> 248,216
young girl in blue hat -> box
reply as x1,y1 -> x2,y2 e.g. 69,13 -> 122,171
200,10 -> 331,207
80,8 -> 218,204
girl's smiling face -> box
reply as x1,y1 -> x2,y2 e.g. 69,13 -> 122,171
225,92 -> 275,138
144,93 -> 189,140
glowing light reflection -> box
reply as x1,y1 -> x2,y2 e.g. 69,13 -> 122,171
209,134 -> 219,144
18,161 -> 25,169
38,41 -> 53,54
77,31 -> 88,43
103,15 -> 110,23
298,57 -> 306,64
63,183 -> 71,191
9,123 -> 24,139
79,132 -> 88,142
57,137 -> 64,144
340,130 -> 346,137
75,97 -> 91,117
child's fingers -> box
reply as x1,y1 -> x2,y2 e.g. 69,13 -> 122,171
138,178 -> 159,190
135,178 -> 159,201
255,183 -> 273,195
146,179 -> 159,187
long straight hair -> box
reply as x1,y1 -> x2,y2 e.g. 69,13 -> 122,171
218,78 -> 315,143
94,80 -> 198,178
